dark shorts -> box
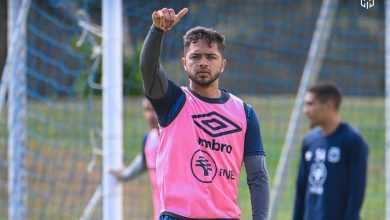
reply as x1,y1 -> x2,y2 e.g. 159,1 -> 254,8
160,214 -> 180,220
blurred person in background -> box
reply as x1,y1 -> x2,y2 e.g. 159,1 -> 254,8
293,82 -> 368,220
110,98 -> 160,220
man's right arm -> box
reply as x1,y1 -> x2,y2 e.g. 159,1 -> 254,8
141,8 -> 188,99
140,25 -> 186,127
140,25 -> 168,99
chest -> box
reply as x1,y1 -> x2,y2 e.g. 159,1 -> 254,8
303,138 -> 347,166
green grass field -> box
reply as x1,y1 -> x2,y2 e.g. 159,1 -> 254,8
0,95 -> 385,219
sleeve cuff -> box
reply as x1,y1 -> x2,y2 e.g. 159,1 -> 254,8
151,24 -> 164,33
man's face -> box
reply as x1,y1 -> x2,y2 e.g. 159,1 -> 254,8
182,40 -> 226,87
303,92 -> 328,128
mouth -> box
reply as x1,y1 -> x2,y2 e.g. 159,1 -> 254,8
196,70 -> 210,76
196,68 -> 210,73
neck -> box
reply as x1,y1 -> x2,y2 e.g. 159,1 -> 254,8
189,81 -> 221,98
321,114 -> 341,135
151,123 -> 159,130
151,125 -> 160,135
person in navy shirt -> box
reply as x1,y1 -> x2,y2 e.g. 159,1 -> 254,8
293,82 -> 368,220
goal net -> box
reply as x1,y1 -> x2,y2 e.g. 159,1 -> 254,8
0,0 -> 385,219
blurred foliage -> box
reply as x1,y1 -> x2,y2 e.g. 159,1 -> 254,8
70,35 -> 143,97
123,43 -> 143,96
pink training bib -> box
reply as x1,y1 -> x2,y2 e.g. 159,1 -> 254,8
144,128 -> 161,220
157,87 -> 247,219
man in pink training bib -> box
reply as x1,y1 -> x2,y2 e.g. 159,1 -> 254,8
140,7 -> 269,220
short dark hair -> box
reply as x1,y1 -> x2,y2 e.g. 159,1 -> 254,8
183,26 -> 226,56
307,82 -> 342,110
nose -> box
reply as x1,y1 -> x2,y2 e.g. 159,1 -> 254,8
199,57 -> 209,67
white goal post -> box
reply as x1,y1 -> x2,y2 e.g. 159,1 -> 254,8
102,0 -> 124,220
5,0 -> 31,219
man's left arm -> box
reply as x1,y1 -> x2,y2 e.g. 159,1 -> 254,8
344,135 -> 369,220
244,155 -> 270,220
243,104 -> 270,220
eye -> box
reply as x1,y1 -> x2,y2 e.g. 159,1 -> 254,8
207,55 -> 217,60
191,55 -> 200,59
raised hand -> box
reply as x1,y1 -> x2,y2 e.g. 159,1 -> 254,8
152,7 -> 188,31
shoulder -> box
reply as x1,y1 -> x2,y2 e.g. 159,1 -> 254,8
303,127 -> 322,146
242,103 -> 260,133
221,89 -> 252,118
148,80 -> 186,127
340,123 -> 368,147
243,102 -> 257,122
227,91 -> 243,102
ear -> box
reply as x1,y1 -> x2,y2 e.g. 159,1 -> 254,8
182,57 -> 187,71
324,100 -> 335,111
220,58 -> 227,73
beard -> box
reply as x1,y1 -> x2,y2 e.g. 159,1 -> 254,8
188,71 -> 221,87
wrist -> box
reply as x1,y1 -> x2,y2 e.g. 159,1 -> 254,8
152,24 -> 164,32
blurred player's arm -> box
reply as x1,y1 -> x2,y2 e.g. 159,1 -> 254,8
244,155 -> 270,220
110,153 -> 147,181
110,134 -> 148,181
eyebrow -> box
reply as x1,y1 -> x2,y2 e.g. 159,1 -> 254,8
190,52 -> 218,56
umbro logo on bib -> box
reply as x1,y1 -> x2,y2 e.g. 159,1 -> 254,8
192,111 -> 242,137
